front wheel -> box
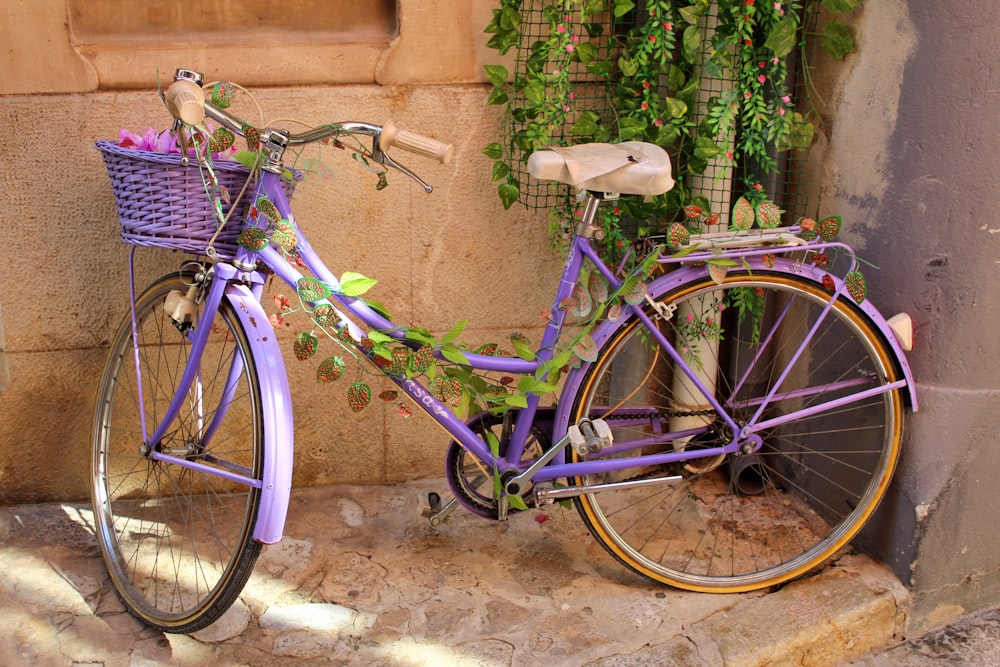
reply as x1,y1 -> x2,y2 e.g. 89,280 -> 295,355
91,273 -> 265,632
569,271 -> 904,592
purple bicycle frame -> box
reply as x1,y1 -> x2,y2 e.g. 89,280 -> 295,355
129,164 -> 919,544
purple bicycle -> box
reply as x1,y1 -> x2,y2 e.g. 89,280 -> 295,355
91,68 -> 917,632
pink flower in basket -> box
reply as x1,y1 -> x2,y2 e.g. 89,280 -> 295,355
118,123 -> 235,160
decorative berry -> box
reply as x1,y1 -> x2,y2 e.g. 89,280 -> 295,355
293,332 -> 318,360
821,274 -> 835,292
316,356 -> 345,383
273,294 -> 292,311
397,403 -> 412,418
209,127 -> 235,154
844,270 -> 867,303
430,376 -> 463,405
573,334 -> 598,362
762,253 -> 776,268
211,82 -> 237,108
238,227 -> 267,251
379,390 -> 399,402
271,220 -> 297,253
668,222 -> 690,247
388,347 -> 411,376
684,204 -> 702,220
817,215 -> 842,242
588,272 -> 608,303
756,200 -> 782,229
476,343 -> 499,356
708,262 -> 728,284
313,304 -> 338,328
812,252 -> 829,267
731,196 -> 755,230
623,280 -> 647,305
411,345 -> 434,372
347,382 -> 372,412
297,277 -> 331,302
255,197 -> 280,224
703,212 -> 721,227
242,124 -> 260,150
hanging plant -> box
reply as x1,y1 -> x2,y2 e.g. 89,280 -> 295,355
482,0 -> 863,245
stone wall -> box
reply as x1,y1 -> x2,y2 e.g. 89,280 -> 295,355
808,0 -> 1000,634
0,0 -> 560,502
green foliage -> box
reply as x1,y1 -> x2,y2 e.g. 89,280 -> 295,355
482,0 -> 863,242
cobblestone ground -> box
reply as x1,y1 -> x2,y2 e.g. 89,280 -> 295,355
843,607 -> 1000,666
0,480 -> 910,666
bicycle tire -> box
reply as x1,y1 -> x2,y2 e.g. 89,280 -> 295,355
568,270 -> 904,592
91,272 -> 265,632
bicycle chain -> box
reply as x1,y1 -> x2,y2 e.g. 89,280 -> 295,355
602,407 -> 719,421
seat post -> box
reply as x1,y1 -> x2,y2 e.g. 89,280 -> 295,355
576,191 -> 613,240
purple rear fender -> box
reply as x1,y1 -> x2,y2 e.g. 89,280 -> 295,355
225,284 -> 294,544
552,257 -> 918,438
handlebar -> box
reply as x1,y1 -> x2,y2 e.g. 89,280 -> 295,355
163,70 -> 452,191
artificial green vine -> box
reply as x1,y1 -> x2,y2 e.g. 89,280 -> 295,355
483,0 -> 862,241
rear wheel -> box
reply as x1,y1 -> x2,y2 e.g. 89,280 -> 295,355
91,273 -> 264,632
569,271 -> 904,592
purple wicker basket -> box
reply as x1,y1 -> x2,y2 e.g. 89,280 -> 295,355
96,140 -> 262,258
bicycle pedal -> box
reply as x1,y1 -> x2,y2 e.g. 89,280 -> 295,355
420,492 -> 457,526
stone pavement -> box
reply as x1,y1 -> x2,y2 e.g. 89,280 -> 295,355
0,479 -> 912,666
843,607 -> 1000,666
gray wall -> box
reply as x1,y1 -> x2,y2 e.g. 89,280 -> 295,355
816,0 -> 1000,634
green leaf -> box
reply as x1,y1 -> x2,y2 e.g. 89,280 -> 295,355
486,87 -> 509,105
618,116 -> 646,141
498,183 -> 519,209
404,328 -> 436,346
499,6 -> 521,31
339,271 -> 377,297
613,0 -> 636,17
524,79 -> 545,103
570,111 -> 600,136
491,160 -> 510,182
504,393 -> 530,409
481,142 -> 503,160
575,42 -> 599,65
618,56 -> 638,77
511,336 -> 536,361
682,25 -> 704,63
664,97 -> 688,119
508,494 -> 529,511
667,65 -> 686,91
764,17 -> 798,58
823,0 -> 861,12
440,319 -> 467,344
777,111 -> 815,151
821,20 -> 855,59
231,151 -> 261,170
440,343 -> 470,366
368,330 -> 394,345
484,64 -> 508,87
693,136 -> 721,160
679,4 -> 706,25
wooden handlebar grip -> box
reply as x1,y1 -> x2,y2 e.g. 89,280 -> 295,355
165,79 -> 206,125
380,122 -> 453,164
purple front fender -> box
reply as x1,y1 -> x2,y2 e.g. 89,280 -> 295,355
225,284 -> 294,544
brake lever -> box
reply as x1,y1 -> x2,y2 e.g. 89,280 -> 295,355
372,140 -> 434,194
